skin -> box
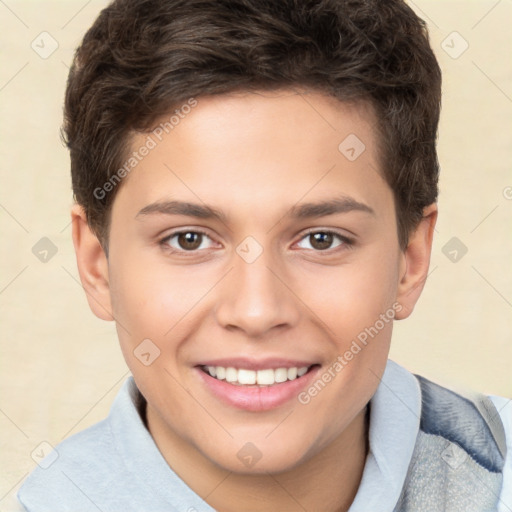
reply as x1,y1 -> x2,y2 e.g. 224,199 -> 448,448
71,89 -> 437,512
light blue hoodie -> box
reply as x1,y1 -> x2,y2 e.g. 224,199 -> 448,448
17,360 -> 512,512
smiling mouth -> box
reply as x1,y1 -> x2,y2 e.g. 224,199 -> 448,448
200,364 -> 319,387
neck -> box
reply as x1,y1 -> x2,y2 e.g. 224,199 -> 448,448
147,404 -> 369,512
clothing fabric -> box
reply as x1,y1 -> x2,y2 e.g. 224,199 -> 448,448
17,360 -> 512,512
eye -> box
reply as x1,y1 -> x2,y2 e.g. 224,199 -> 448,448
161,230 -> 215,252
296,230 -> 351,251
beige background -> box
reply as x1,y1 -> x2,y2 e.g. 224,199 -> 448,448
1,0 -> 511,509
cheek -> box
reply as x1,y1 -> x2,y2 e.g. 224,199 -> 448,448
292,256 -> 399,448
291,249 -> 400,342
108,253 -> 218,356
110,250 -> 182,324
108,259 -> 214,412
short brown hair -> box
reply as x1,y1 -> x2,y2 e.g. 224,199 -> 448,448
63,0 -> 441,252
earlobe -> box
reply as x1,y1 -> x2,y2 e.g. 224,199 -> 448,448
70,204 -> 114,321
395,204 -> 437,320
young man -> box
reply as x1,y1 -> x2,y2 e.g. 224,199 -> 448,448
17,0 -> 511,510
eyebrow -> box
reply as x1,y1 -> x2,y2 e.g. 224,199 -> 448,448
289,196 -> 375,218
135,196 -> 375,222
136,200 -> 227,222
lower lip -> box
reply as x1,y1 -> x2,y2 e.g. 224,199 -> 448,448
195,366 -> 320,411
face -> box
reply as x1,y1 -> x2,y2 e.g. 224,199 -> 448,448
82,90 -> 424,474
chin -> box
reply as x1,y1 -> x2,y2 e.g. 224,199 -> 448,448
200,436 -> 313,476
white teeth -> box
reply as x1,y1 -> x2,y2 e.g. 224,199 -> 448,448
237,369 -> 256,385
256,369 -> 275,385
274,368 -> 288,383
297,366 -> 308,377
225,367 -> 238,383
204,365 -> 312,386
287,367 -> 298,380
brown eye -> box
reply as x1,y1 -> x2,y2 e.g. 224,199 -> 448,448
162,230 -> 214,252
296,231 -> 349,252
309,232 -> 334,250
177,232 -> 203,250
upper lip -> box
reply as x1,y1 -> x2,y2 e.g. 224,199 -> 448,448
196,358 -> 319,371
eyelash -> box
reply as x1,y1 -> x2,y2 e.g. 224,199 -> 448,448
159,228 -> 354,255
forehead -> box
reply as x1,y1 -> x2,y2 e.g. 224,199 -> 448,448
113,89 -> 392,224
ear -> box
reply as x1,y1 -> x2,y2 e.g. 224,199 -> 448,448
395,203 -> 437,320
70,204 -> 114,321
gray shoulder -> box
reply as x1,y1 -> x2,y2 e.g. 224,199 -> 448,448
489,395 -> 512,512
416,374 -> 506,472
17,419 -> 125,512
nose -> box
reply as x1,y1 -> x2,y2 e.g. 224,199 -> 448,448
214,252 -> 301,338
